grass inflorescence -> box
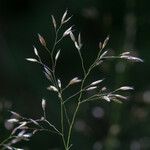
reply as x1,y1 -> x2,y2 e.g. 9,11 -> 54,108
0,10 -> 143,150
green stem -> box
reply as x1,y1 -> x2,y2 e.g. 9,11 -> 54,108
66,68 -> 91,149
66,102 -> 80,149
63,104 -> 70,125
0,136 -> 12,147
44,119 -> 61,135
0,135 -> 16,149
61,101 -> 67,149
59,92 -> 67,149
63,90 -> 83,104
78,50 -> 86,76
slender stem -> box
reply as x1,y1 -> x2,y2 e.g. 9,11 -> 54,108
103,56 -> 121,59
44,119 -> 62,135
0,136 -> 13,147
49,23 -> 68,149
56,36 -> 64,45
81,95 -> 99,103
63,104 -> 70,125
66,68 -> 92,149
58,91 -> 67,149
62,83 -> 70,92
78,50 -> 86,76
26,127 -> 59,135
81,97 -> 101,104
65,58 -> 99,148
63,90 -> 83,104
66,102 -> 80,149
60,102 -> 63,131
60,101 -> 67,149
43,109 -> 46,120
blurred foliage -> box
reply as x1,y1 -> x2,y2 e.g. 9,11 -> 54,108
0,0 -> 150,149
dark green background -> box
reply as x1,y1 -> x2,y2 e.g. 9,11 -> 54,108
0,0 -> 149,149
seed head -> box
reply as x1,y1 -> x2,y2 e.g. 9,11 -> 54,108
42,99 -> 46,111
58,79 -> 61,88
118,86 -> 134,91
55,50 -> 61,61
86,86 -> 97,91
78,33 -> 82,48
10,111 -> 21,118
26,58 -> 38,62
90,79 -> 104,86
51,15 -> 57,29
103,96 -> 110,102
120,55 -> 143,62
114,94 -> 127,100
7,119 -> 19,123
100,51 -> 108,58
70,31 -> 76,42
74,42 -> 80,51
47,85 -> 58,92
63,26 -> 73,37
121,51 -> 130,56
38,34 -> 46,47
33,46 -> 38,56
69,77 -> 81,85
102,36 -> 109,49
22,133 -> 32,138
61,10 -> 68,24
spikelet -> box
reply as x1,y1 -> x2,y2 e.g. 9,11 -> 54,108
102,96 -> 110,102
120,55 -> 143,62
70,32 -> 76,42
118,86 -> 134,90
33,46 -> 38,56
51,15 -> 57,29
26,58 -> 38,62
69,77 -> 81,85
7,119 -> 19,123
86,86 -> 97,91
102,36 -> 109,49
58,79 -> 61,88
47,85 -> 58,92
38,34 -> 46,47
42,99 -> 46,111
63,26 -> 73,37
90,79 -> 104,86
61,10 -> 68,24
55,50 -> 61,61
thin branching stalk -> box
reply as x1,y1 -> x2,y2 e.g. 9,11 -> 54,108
66,67 -> 93,149
0,10 -> 143,150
